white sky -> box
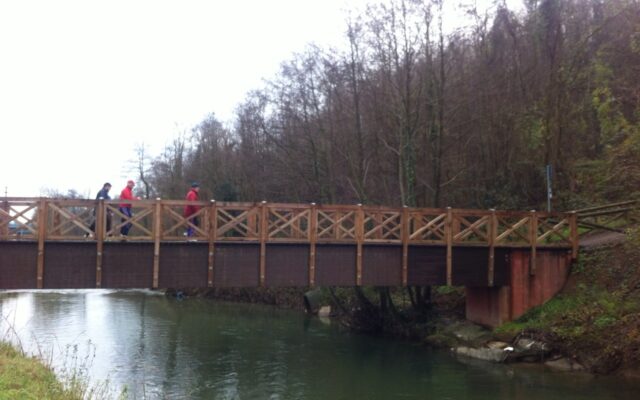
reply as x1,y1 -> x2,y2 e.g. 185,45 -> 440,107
0,0 -> 522,198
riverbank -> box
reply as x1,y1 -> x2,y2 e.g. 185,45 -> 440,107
493,227 -> 640,375
0,341 -> 78,399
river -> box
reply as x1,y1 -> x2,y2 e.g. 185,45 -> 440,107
0,290 -> 637,399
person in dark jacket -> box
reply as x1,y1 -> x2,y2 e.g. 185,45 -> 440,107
88,182 -> 112,235
184,182 -> 200,237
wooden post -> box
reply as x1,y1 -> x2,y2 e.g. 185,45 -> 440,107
95,198 -> 105,288
208,200 -> 217,287
570,211 -> 578,260
401,206 -> 409,286
334,211 -> 342,239
373,212 -> 382,239
292,211 -> 301,239
248,206 -> 257,238
52,211 -> 61,237
152,199 -> 162,289
0,199 -> 8,239
308,203 -> 317,287
530,210 -> 537,276
259,201 -> 268,286
36,198 -> 47,289
488,209 -> 496,287
356,204 -> 364,286
445,207 -> 453,286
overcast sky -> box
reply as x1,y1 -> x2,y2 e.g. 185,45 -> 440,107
1,0 -> 521,198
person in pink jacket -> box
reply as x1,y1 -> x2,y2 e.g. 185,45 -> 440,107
119,180 -> 139,236
184,182 -> 200,237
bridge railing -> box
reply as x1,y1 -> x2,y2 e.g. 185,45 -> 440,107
575,200 -> 639,235
1,197 -> 578,288
0,197 -> 577,251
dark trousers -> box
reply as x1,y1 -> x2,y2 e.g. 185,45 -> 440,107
89,214 -> 112,233
120,207 -> 133,235
187,216 -> 199,237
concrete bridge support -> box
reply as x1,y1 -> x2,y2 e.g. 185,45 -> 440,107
465,249 -> 573,328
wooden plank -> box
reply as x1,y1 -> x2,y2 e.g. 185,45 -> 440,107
446,207 -> 452,286
96,199 -> 105,288
36,199 -> 47,289
570,211 -> 578,259
309,203 -> 317,287
401,206 -> 409,286
488,209 -> 496,287
574,200 -> 638,214
259,201 -> 267,286
152,199 -> 162,289
530,210 -> 537,276
356,204 -> 364,286
208,200 -> 217,287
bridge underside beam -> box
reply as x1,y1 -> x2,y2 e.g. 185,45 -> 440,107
1,242 -> 572,328
1,241 -> 512,289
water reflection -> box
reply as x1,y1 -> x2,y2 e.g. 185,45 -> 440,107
0,290 -> 638,400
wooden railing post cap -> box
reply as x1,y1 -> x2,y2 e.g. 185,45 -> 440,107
156,197 -> 161,201
489,208 -> 495,211
530,209 -> 536,213
357,203 -> 362,207
210,199 -> 216,203
310,202 -> 316,206
261,200 -> 267,204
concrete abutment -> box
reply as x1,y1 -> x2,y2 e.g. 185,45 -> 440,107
466,249 -> 573,328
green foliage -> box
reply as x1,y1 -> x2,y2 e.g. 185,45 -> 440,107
495,287 -> 628,339
434,286 -> 461,295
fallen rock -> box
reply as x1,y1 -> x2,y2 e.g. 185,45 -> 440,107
545,357 -> 585,372
454,346 -> 510,363
515,337 -> 550,353
506,337 -> 551,361
318,305 -> 331,317
442,320 -> 493,346
487,341 -> 510,350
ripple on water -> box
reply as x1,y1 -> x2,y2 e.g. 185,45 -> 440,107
1,291 -> 640,400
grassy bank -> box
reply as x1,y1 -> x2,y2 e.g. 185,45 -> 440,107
0,341 -> 80,400
496,228 -> 640,374
0,341 -> 123,400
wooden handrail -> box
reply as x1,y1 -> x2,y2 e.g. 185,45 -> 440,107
0,197 -> 576,249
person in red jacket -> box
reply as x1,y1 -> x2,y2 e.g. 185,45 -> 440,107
119,180 -> 139,236
184,182 -> 200,237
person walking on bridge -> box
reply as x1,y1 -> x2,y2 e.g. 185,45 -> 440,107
119,180 -> 139,237
88,182 -> 112,236
184,182 -> 200,237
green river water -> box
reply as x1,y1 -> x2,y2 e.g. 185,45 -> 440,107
0,290 -> 637,399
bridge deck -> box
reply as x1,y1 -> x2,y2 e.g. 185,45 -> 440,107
1,198 -> 577,289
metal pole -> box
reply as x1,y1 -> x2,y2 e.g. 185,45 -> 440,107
546,165 -> 553,212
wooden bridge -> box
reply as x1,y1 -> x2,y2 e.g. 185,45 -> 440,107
1,197 -> 579,326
